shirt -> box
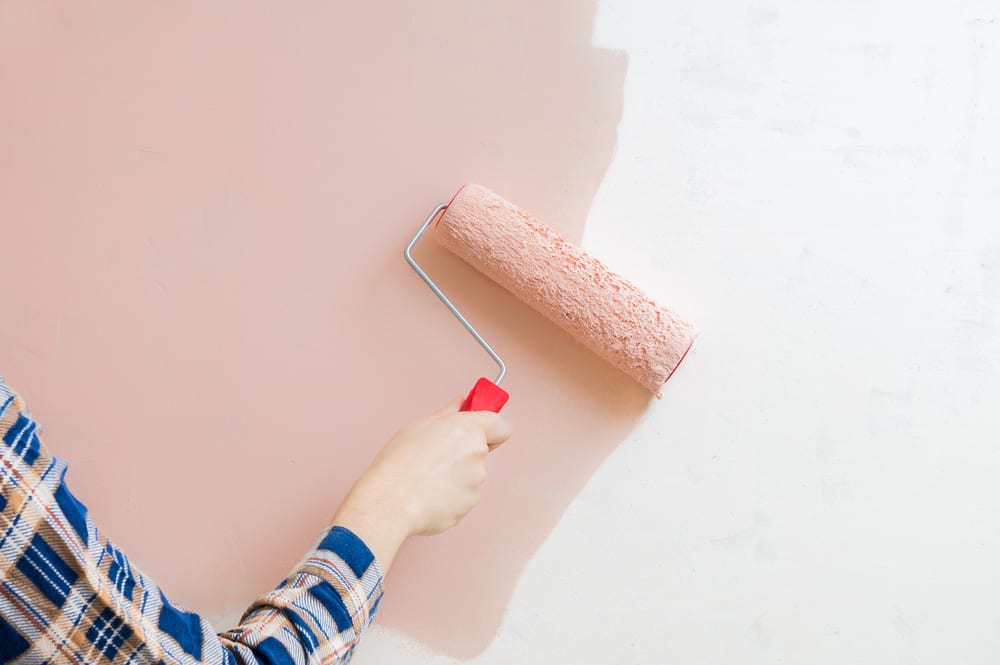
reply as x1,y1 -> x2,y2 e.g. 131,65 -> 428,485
0,376 -> 384,664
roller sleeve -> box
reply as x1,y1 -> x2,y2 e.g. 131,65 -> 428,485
433,184 -> 695,395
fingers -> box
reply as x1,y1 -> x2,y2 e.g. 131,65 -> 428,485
428,396 -> 513,449
463,411 -> 514,450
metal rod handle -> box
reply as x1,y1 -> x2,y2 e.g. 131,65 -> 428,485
404,202 -> 507,386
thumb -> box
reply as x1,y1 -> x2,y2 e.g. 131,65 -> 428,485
464,412 -> 514,450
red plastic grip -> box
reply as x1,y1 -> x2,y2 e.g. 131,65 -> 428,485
460,377 -> 509,413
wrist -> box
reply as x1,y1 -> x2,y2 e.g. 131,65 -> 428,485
332,486 -> 413,573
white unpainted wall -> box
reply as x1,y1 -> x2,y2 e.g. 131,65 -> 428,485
359,1 -> 1000,663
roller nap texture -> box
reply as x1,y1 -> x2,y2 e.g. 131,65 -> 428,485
434,184 -> 696,394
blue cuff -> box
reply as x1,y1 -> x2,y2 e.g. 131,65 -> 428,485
317,526 -> 377,579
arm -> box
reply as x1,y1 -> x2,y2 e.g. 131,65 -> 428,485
0,378 -> 511,664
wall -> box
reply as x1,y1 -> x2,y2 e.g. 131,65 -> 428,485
3,1 -> 999,664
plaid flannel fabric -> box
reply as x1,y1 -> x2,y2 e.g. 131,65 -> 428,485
0,377 -> 383,664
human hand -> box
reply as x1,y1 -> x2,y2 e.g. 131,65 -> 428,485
332,398 -> 513,570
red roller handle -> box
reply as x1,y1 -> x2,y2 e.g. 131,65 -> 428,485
460,377 -> 509,413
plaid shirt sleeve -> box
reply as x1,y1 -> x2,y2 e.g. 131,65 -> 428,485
0,376 -> 384,664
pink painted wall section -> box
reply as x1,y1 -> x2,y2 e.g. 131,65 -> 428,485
0,1 -> 637,657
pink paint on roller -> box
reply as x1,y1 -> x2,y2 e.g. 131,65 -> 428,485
435,185 -> 696,394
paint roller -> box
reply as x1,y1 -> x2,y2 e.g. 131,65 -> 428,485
405,184 -> 695,413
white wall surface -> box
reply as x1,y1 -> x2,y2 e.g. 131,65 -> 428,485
360,1 -> 1000,663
